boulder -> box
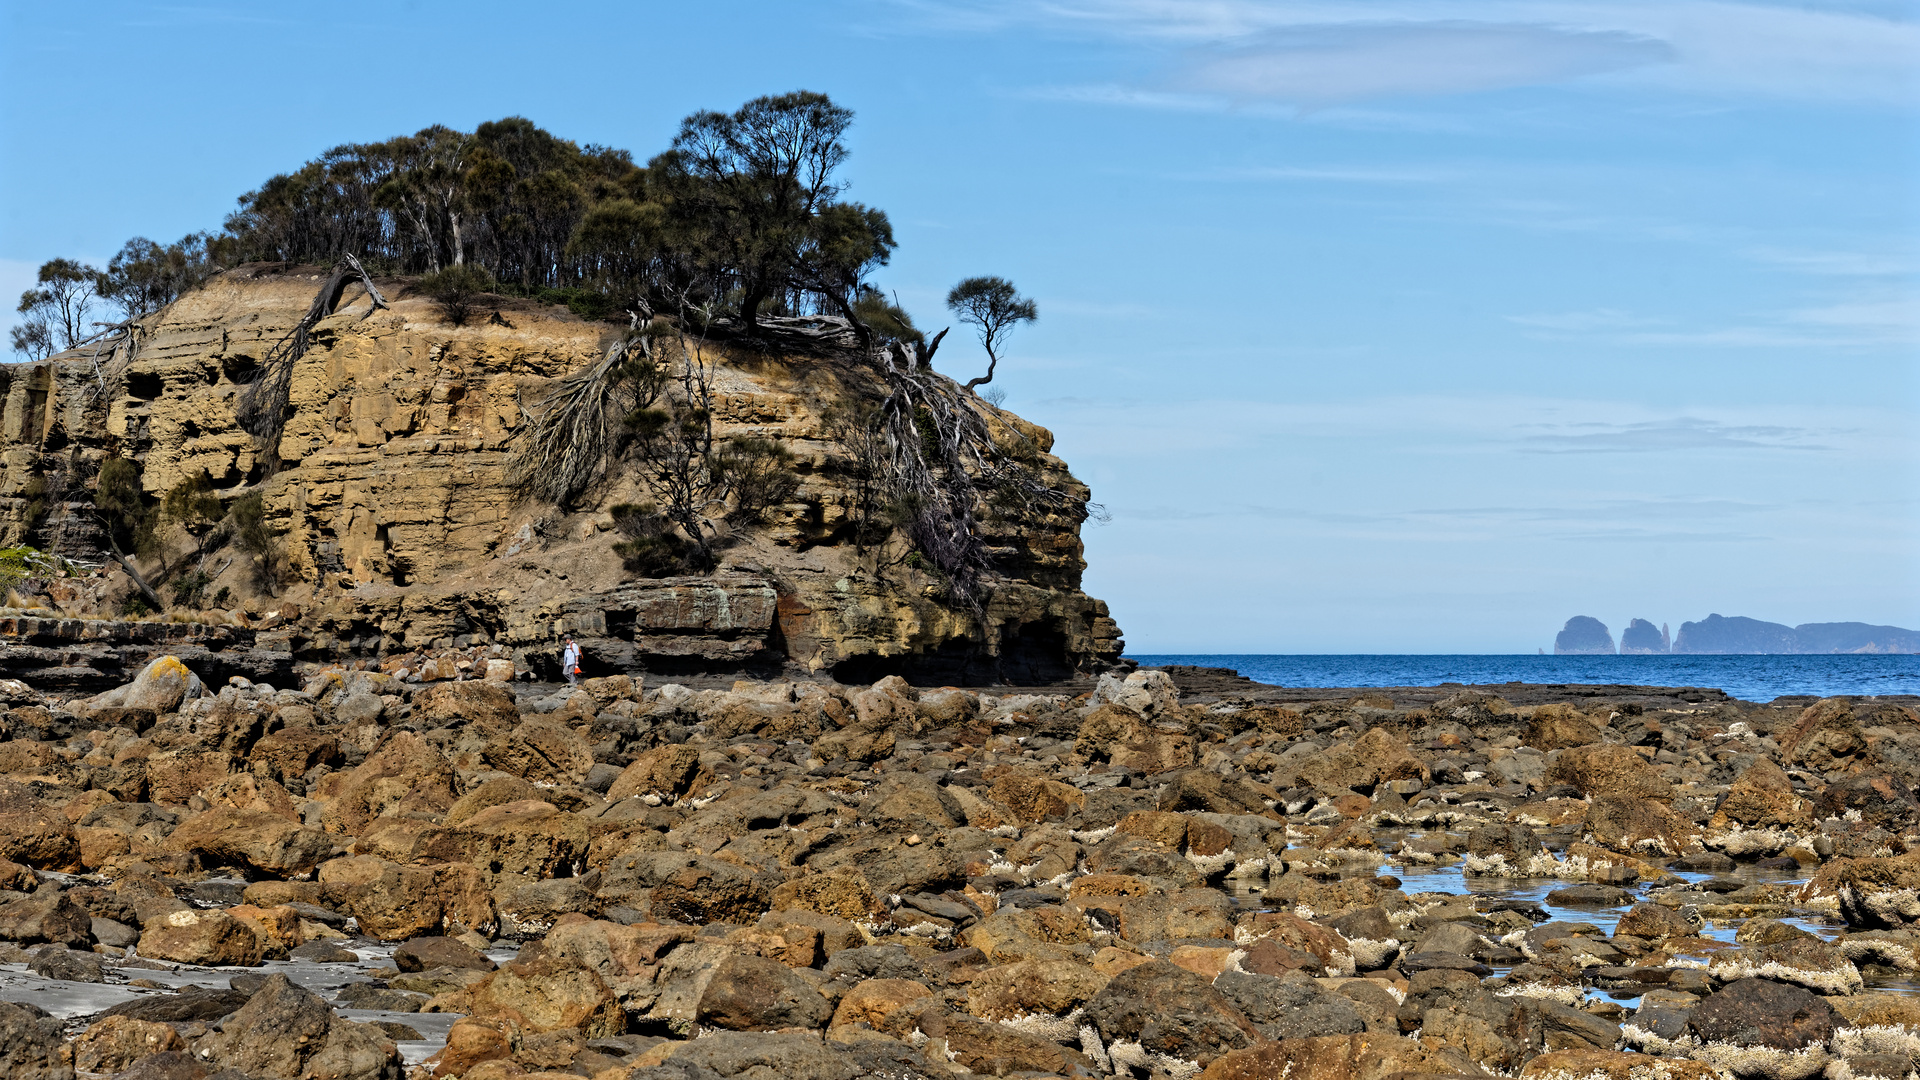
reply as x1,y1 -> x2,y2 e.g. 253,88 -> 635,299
1523,705 -> 1603,751
1544,744 -> 1674,802
163,807 -> 341,876
87,656 -> 195,715
1084,959 -> 1262,1067
1214,970 -> 1368,1040
394,935 -> 496,973
195,973 -> 401,1080
1095,669 -> 1181,717
1689,978 -> 1836,1050
100,987 -> 250,1023
1805,852 -> 1920,929
0,887 -> 91,947
1711,758 -> 1814,831
1521,1049 -> 1719,1080
72,1014 -> 185,1074
966,958 -> 1110,1021
0,1002 -> 72,1080
606,744 -> 704,801
447,953 -> 624,1037
138,909 -> 263,966
0,783 -> 79,870
695,952 -> 834,1031
484,719 -> 594,786
411,680 -> 519,735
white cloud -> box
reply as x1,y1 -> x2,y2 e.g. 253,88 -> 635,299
909,0 -> 1920,105
1166,22 -> 1676,105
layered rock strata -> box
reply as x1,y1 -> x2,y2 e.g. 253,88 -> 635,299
0,267 -> 1123,684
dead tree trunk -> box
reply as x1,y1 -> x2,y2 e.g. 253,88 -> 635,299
236,255 -> 388,473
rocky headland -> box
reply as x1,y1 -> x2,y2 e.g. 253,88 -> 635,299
0,267 -> 1122,690
0,655 -> 1912,1080
1553,616 -> 1919,656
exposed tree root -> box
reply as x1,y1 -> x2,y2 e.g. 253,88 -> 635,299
236,255 -> 388,470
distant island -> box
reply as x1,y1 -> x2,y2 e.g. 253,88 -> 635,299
1553,613 -> 1920,654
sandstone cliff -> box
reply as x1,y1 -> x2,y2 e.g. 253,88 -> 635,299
0,267 -> 1123,686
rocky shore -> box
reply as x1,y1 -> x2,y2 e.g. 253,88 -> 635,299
0,659 -> 1917,1080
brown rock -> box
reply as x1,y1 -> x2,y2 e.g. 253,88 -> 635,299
829,978 -> 934,1029
1202,1032 -> 1483,1080
1689,977 -> 1835,1050
769,870 -> 884,920
605,744 -> 703,801
1084,959 -> 1262,1065
163,806 -> 341,876
72,1014 -> 184,1073
319,731 -> 457,836
195,973 -> 400,1079
413,681 -> 520,736
395,935 -> 497,973
146,749 -> 239,806
424,1016 -> 518,1078
695,952 -> 833,1031
0,887 -> 91,947
138,909 -> 262,966
320,856 -> 449,940
484,720 -> 594,786
449,954 -> 624,1037
1711,758 -> 1814,830
1583,796 -> 1700,856
1545,745 -> 1673,802
966,958 -> 1110,1020
1521,1049 -> 1717,1080
1523,705 -> 1603,751
992,771 -> 1086,823
0,782 -> 80,870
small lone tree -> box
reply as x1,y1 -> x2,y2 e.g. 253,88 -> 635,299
945,276 -> 1035,395
12,258 -> 101,358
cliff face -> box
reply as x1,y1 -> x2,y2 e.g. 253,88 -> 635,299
0,267 -> 1124,685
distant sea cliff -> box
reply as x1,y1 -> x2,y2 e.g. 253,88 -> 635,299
1553,613 -> 1920,654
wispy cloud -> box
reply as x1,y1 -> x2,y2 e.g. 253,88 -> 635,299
1164,22 -> 1676,106
1518,416 -> 1836,453
1172,163 -> 1461,184
905,0 -> 1920,106
1745,247 -> 1918,278
1505,308 -> 1662,332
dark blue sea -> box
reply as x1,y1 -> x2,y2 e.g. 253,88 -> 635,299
1125,654 -> 1920,703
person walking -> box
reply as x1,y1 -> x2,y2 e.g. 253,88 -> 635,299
561,635 -> 581,686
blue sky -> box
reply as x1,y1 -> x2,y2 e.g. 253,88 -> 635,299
3,0 -> 1916,652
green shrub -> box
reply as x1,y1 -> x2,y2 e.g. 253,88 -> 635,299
418,264 -> 496,326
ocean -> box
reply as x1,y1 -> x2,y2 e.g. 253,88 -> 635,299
1125,653 -> 1920,702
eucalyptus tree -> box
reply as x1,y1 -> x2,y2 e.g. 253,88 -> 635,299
946,276 -> 1036,394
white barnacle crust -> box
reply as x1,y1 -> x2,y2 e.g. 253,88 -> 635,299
1494,983 -> 1588,1006
1707,954 -> 1862,995
1831,1025 -> 1920,1059
1844,887 -> 1920,927
1837,937 -> 1920,971
1705,827 -> 1799,858
1186,848 -> 1236,876
1345,937 -> 1402,970
1688,1041 -> 1832,1080
1079,1024 -> 1110,1073
997,1006 -> 1086,1043
1104,1040 -> 1201,1080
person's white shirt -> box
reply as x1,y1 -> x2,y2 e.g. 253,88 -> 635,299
562,641 -> 580,669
